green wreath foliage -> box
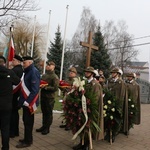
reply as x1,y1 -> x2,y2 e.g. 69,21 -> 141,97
103,89 -> 122,134
62,82 -> 100,137
128,97 -> 138,129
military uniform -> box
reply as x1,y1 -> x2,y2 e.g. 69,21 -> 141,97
73,66 -> 104,150
106,68 -> 128,141
37,61 -> 59,134
59,67 -> 78,130
125,73 -> 141,125
85,77 -> 104,141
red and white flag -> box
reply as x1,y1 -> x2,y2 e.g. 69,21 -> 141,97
8,36 -> 15,61
21,78 -> 39,114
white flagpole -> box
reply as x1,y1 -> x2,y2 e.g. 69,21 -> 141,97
31,15 -> 36,57
43,10 -> 51,74
59,5 -> 69,96
149,48 -> 150,82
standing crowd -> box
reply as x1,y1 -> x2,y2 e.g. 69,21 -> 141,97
0,54 -> 141,150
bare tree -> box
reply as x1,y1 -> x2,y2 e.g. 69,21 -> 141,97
103,20 -> 138,71
8,19 -> 45,57
70,7 -> 98,68
0,0 -> 39,28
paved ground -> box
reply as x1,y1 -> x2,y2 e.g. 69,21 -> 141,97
6,104 -> 150,150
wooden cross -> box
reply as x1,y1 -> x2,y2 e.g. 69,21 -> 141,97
80,31 -> 98,67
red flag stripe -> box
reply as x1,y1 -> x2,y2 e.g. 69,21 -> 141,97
8,36 -> 15,61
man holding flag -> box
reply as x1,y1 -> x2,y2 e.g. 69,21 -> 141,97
16,56 -> 40,148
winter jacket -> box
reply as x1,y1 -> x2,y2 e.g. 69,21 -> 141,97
0,65 -> 20,110
19,64 -> 40,107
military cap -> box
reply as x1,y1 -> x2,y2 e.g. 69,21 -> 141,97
84,66 -> 95,74
0,56 -> 6,63
110,67 -> 120,73
69,67 -> 77,74
126,72 -> 135,78
22,56 -> 33,61
46,60 -> 55,66
14,54 -> 23,62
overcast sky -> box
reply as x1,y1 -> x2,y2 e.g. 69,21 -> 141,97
29,0 -> 150,62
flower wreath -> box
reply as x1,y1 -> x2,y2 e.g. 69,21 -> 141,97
103,89 -> 122,134
62,77 -> 100,140
128,98 -> 138,129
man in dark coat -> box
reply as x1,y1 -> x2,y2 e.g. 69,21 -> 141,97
9,55 -> 23,138
0,56 -> 20,150
16,56 -> 40,148
36,61 -> 59,135
125,73 -> 141,128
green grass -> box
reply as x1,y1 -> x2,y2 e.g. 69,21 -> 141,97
36,91 -> 63,113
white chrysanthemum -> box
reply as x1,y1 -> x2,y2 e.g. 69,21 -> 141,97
103,110 -> 106,114
110,116 -> 113,120
131,104 -> 134,108
104,114 -> 107,117
104,105 -> 108,109
107,100 -> 111,104
128,99 -> 131,101
111,108 -> 115,112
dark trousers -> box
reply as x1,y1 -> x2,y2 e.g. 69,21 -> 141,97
41,98 -> 55,130
9,109 -> 19,136
23,107 -> 34,144
0,110 -> 11,150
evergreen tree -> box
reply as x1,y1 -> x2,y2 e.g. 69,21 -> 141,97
91,25 -> 112,78
47,25 -> 64,78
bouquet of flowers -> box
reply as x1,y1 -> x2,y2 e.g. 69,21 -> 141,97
62,77 -> 100,139
103,89 -> 122,135
128,98 -> 138,129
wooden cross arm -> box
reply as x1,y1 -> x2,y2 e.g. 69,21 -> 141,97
80,41 -> 98,50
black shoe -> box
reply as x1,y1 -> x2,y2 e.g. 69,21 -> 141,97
16,143 -> 31,148
82,145 -> 89,150
65,126 -> 70,131
41,129 -> 49,135
19,139 -> 33,144
72,143 -> 82,150
59,124 -> 66,128
36,127 -> 45,132
19,139 -> 24,143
